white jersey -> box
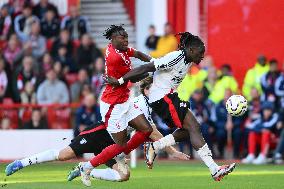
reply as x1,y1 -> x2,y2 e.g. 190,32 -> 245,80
149,50 -> 192,103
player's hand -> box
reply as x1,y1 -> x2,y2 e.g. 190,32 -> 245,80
170,151 -> 190,160
103,75 -> 120,86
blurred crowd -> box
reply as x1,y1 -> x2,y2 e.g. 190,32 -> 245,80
0,1 -> 284,163
0,0 -> 103,135
145,24 -> 284,164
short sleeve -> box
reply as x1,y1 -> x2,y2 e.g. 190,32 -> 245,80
127,47 -> 136,57
154,51 -> 184,71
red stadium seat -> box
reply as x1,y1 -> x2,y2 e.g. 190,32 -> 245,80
47,107 -> 71,129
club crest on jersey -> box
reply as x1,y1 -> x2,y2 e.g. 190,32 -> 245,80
180,102 -> 187,108
80,138 -> 87,144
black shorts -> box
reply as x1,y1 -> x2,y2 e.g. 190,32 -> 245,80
150,92 -> 189,128
69,122 -> 116,168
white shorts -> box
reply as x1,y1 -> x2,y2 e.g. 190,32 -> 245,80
100,98 -> 143,133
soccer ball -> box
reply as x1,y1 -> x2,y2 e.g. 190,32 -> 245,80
226,95 -> 248,116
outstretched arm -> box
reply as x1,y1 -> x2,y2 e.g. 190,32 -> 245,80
133,50 -> 152,62
104,63 -> 156,86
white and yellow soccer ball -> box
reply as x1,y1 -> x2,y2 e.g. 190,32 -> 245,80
226,95 -> 248,116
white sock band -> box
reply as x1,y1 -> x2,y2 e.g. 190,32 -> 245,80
197,144 -> 218,174
153,134 -> 176,152
20,149 -> 60,167
90,168 -> 122,181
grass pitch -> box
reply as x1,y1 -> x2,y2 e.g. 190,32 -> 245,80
1,161 -> 284,189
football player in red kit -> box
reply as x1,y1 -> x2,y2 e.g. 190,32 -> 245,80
78,25 -> 154,186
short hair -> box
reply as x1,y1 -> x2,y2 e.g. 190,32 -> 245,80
149,25 -> 155,29
103,25 -> 126,40
176,32 -> 204,50
221,64 -> 232,72
270,59 -> 278,65
140,76 -> 153,95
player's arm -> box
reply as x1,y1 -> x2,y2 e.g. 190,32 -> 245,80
104,63 -> 156,86
104,51 -> 180,86
149,124 -> 190,160
133,50 -> 152,62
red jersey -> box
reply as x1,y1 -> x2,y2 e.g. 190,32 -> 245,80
101,44 -> 135,104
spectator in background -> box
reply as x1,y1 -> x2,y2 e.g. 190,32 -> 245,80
14,4 -> 39,41
37,68 -> 69,104
190,89 -> 214,151
13,56 -> 36,102
209,64 -> 239,104
3,0 -> 28,16
145,25 -> 159,51
53,61 -> 67,83
22,21 -> 46,60
260,59 -> 280,103
70,69 -> 89,102
0,117 -> 11,130
54,45 -> 76,73
79,83 -> 92,102
0,5 -> 12,40
150,23 -> 177,58
274,72 -> 284,164
40,8 -> 60,40
0,58 -> 8,102
91,57 -> 104,98
39,52 -> 53,79
3,34 -> 21,70
51,29 -> 73,57
20,81 -> 36,104
74,94 -> 101,136
213,89 -> 244,158
61,6 -> 90,40
242,102 -> 279,164
202,67 -> 218,100
33,0 -> 59,20
242,55 -> 270,101
243,88 -> 262,154
76,33 -> 103,71
245,88 -> 262,126
22,109 -> 48,129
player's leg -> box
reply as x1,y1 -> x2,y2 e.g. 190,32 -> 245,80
182,110 -> 236,180
90,161 -> 130,182
85,105 -> 152,169
5,147 -> 75,176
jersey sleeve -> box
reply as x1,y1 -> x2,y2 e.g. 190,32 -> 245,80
127,47 -> 136,57
154,51 -> 184,71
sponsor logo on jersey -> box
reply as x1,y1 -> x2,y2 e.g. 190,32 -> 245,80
80,138 -> 87,144
180,102 -> 187,108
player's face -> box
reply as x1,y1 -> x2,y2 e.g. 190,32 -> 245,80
187,46 -> 205,64
112,30 -> 129,52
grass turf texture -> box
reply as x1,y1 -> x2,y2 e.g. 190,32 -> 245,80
1,161 -> 284,189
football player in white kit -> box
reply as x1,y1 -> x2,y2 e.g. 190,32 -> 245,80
104,32 -> 236,181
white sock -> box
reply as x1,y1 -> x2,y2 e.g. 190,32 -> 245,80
153,134 -> 176,153
83,161 -> 94,170
90,168 -> 121,181
197,144 -> 219,174
20,149 -> 59,167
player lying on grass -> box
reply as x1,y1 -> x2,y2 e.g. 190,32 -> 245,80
104,32 -> 236,181
5,78 -> 189,182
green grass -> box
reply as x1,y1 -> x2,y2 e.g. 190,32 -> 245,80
1,161 -> 284,189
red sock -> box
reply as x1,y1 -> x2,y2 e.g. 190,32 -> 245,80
248,132 -> 257,154
123,131 -> 151,155
261,131 -> 271,155
90,144 -> 126,167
